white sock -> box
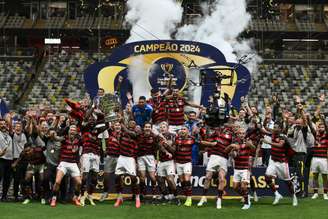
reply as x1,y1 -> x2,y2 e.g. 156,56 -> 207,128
135,194 -> 140,200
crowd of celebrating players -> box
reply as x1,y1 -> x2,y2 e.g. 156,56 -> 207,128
0,83 -> 327,210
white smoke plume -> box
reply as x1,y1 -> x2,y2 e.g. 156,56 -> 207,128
125,0 -> 183,43
125,0 -> 183,99
176,0 -> 261,73
186,67 -> 202,109
128,56 -> 152,100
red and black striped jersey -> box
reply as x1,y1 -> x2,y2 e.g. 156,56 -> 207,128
159,132 -> 176,162
312,133 -> 328,158
60,135 -> 81,163
234,143 -> 252,170
165,96 -> 185,126
209,128 -> 232,159
119,130 -> 138,158
246,127 -> 262,147
137,132 -> 162,157
200,127 -> 215,156
25,147 -> 46,165
148,97 -> 167,124
270,134 -> 288,163
81,131 -> 100,155
106,131 -> 120,157
175,135 -> 195,164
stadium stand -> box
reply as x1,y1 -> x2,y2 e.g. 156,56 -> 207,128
44,16 -> 66,29
0,12 -> 7,28
24,50 -> 107,110
68,15 -> 94,29
3,15 -> 26,29
94,16 -> 112,30
0,60 -> 33,105
249,19 -> 287,31
249,63 -> 328,114
295,19 -> 316,32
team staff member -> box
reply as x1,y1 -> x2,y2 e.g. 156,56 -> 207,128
0,118 -> 13,201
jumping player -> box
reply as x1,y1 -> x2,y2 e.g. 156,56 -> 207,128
263,123 -> 298,206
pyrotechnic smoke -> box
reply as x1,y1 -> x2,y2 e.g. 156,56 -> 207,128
125,0 -> 183,99
187,68 -> 202,108
127,56 -> 152,101
125,0 -> 183,43
176,0 -> 261,73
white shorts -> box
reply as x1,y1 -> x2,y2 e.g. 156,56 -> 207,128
169,125 -> 183,133
115,155 -> 137,176
157,160 -> 175,177
310,157 -> 328,174
137,155 -> 156,172
57,161 -> 81,177
104,155 -> 118,173
233,169 -> 251,183
265,158 -> 291,180
176,162 -> 192,175
203,152 -> 210,166
206,155 -> 228,173
80,153 -> 100,173
26,164 -> 45,175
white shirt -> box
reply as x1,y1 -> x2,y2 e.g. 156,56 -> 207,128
13,132 -> 27,159
0,131 -> 13,160
261,120 -> 274,149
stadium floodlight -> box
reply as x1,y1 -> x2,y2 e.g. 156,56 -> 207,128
44,38 -> 61,45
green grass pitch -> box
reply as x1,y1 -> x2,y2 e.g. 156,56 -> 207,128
0,197 -> 327,219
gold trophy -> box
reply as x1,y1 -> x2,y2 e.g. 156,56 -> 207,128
158,63 -> 177,86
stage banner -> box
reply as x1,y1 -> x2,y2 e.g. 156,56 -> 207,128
84,40 -> 251,110
97,166 -> 292,197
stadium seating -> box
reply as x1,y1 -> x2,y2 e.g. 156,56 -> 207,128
0,13 -> 8,28
24,51 -> 107,110
295,19 -> 316,32
94,16 -> 112,29
68,15 -> 94,29
0,60 -> 33,105
44,16 -> 66,29
3,15 -> 26,29
249,64 -> 328,114
249,19 -> 287,31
